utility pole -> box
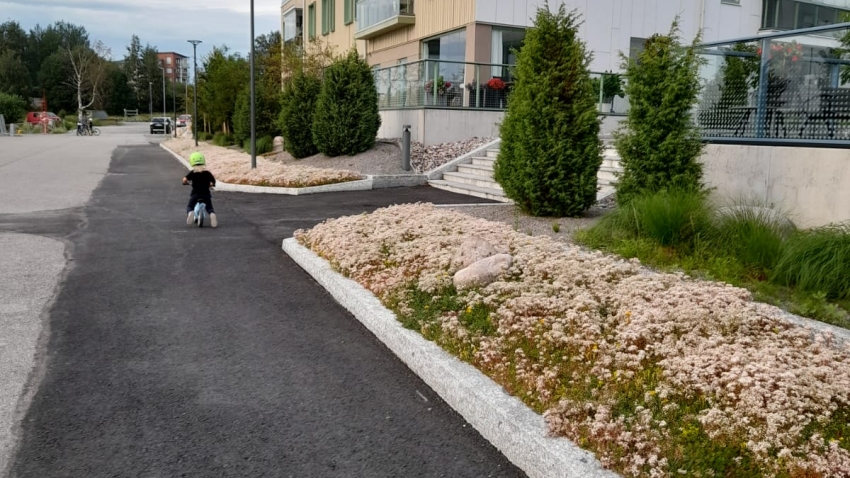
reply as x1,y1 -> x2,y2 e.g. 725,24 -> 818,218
250,0 -> 256,168
148,82 -> 152,116
159,66 -> 166,118
188,40 -> 202,147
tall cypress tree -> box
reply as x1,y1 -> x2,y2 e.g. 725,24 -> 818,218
311,49 -> 381,157
493,3 -> 602,217
613,23 -> 705,206
279,70 -> 322,158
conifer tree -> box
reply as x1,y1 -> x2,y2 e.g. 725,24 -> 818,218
494,3 -> 602,217
312,50 -> 381,157
613,22 -> 705,206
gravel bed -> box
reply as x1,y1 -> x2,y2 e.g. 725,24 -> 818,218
442,203 -> 609,245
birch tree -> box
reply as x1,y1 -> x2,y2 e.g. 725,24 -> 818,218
67,40 -> 109,114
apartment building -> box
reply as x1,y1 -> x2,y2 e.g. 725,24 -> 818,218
156,52 -> 190,83
279,0 -> 850,143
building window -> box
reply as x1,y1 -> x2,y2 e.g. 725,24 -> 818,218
491,27 -> 524,78
321,0 -> 335,35
166,68 -> 172,74
167,57 -> 172,65
629,37 -> 648,61
284,8 -> 303,43
422,29 -> 467,86
721,0 -> 740,5
762,0 -> 846,30
308,3 -> 316,39
344,0 -> 354,24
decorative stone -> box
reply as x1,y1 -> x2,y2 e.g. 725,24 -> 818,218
453,237 -> 498,269
273,136 -> 284,152
453,254 -> 513,290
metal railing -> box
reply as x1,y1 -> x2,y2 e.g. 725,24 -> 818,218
356,0 -> 414,33
696,22 -> 850,146
372,59 -> 630,113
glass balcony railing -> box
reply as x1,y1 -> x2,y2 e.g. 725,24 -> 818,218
355,0 -> 414,39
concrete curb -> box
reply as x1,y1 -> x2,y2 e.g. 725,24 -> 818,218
282,237 -> 619,478
160,143 -> 374,195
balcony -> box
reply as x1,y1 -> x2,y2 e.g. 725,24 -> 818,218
354,0 -> 414,40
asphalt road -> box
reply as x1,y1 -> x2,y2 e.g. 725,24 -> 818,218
4,130 -> 524,477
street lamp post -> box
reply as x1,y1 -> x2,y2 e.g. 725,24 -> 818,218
148,81 -> 152,116
158,66 -> 166,118
172,72 -> 177,138
249,0 -> 256,169
188,40 -> 202,147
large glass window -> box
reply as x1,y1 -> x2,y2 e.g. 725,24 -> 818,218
762,0 -> 849,30
422,29 -> 466,85
284,8 -> 303,43
491,27 -> 524,79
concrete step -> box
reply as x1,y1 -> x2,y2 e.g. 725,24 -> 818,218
458,163 -> 494,175
602,157 -> 621,169
485,148 -> 499,158
471,156 -> 496,167
443,171 -> 503,191
597,167 -> 620,185
428,180 -> 511,203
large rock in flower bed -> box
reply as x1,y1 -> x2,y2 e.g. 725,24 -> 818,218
453,237 -> 499,269
273,136 -> 284,153
454,254 -> 513,290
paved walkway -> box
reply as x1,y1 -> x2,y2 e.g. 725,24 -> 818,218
2,130 -> 523,477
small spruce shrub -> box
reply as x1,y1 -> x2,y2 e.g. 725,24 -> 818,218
613,22 -> 705,206
312,50 -> 381,157
493,4 -> 602,217
279,70 -> 323,158
213,132 -> 234,147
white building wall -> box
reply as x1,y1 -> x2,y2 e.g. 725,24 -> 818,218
475,0 -> 764,72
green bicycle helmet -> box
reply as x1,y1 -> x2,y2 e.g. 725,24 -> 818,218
189,151 -> 206,167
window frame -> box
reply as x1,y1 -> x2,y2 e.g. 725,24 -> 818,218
345,0 -> 354,25
308,2 -> 316,40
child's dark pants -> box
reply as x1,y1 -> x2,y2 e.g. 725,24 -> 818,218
187,194 -> 215,214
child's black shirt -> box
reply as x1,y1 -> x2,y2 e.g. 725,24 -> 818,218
185,170 -> 216,196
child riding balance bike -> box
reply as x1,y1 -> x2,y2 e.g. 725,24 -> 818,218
182,152 -> 218,228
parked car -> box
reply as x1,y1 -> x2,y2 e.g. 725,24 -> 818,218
26,111 -> 61,126
177,114 -> 191,127
150,117 -> 172,134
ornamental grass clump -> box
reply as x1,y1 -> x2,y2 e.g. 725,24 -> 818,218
296,203 -> 850,477
772,224 -> 850,300
494,3 -> 602,217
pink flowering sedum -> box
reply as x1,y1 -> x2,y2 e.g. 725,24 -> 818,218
165,138 -> 362,187
296,203 -> 850,477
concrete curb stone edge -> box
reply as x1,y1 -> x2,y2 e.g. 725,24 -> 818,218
282,237 -> 620,478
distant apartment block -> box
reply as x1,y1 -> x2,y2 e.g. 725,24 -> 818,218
157,52 -> 190,83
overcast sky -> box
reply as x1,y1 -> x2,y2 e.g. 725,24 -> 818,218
1,0 -> 282,61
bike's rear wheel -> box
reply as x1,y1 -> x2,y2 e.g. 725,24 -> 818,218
92,128 -> 101,136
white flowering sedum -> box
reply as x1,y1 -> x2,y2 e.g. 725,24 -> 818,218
165,138 -> 362,187
296,203 -> 850,477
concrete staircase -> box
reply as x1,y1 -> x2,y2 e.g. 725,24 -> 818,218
428,140 -> 623,202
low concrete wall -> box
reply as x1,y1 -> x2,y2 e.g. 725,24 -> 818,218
379,109 -> 503,146
702,144 -> 850,228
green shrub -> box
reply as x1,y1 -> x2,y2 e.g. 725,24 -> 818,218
279,70 -> 322,158
771,224 -> 850,299
0,92 -> 27,123
213,132 -> 234,147
628,188 -> 711,248
256,135 -> 273,155
51,125 -> 68,134
242,136 -> 274,155
493,5 -> 602,217
613,22 -> 705,206
233,83 -> 282,146
312,50 -> 381,157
